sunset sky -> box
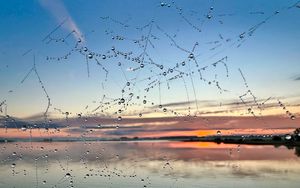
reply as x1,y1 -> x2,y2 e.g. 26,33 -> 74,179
0,0 -> 300,130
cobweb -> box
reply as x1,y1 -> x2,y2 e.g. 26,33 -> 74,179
0,0 -> 300,187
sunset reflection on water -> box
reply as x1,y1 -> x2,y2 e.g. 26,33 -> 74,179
0,141 -> 299,188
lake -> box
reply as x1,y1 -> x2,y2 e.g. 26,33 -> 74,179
0,141 -> 300,188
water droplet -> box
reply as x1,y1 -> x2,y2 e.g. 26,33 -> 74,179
118,116 -> 122,121
182,61 -> 185,66
163,108 -> 167,112
239,33 -> 245,39
140,64 -> 144,68
285,134 -> 292,140
143,100 -> 147,104
65,173 -> 71,178
159,105 -> 162,108
217,130 -> 222,135
120,98 -> 125,103
88,53 -> 93,59
126,82 -> 130,86
291,115 -> 296,120
20,125 -> 27,131
11,163 -> 16,168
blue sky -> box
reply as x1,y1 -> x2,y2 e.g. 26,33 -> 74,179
0,0 -> 300,118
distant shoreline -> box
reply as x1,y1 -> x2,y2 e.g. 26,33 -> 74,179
1,134 -> 300,147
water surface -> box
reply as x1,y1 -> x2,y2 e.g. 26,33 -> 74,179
0,141 -> 299,188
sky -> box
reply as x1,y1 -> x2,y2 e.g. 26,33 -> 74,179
0,0 -> 300,123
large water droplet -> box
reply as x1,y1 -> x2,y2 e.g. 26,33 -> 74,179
285,134 -> 292,140
65,173 -> 71,178
88,53 -> 93,59
189,53 -> 194,59
11,163 -> 16,168
291,115 -> 296,120
20,125 -> 27,131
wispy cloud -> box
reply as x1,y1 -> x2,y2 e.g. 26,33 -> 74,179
294,76 -> 300,81
290,74 -> 300,81
39,0 -> 84,41
150,98 -> 277,110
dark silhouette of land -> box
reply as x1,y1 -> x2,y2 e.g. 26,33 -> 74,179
1,128 -> 300,146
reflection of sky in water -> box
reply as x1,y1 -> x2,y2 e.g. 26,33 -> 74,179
0,141 -> 300,188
